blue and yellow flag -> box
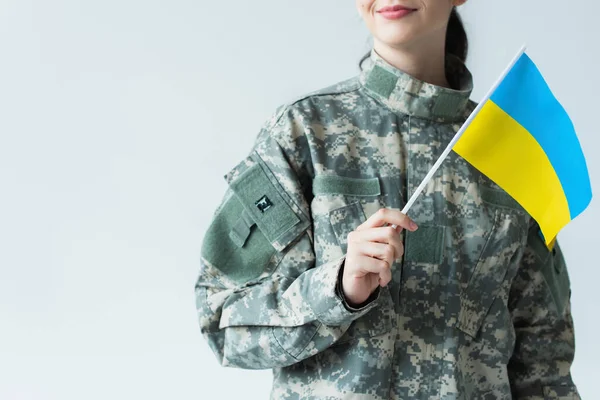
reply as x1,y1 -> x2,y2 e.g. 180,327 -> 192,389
453,53 -> 592,247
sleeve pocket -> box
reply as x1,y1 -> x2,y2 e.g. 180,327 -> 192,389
201,190 -> 278,284
201,153 -> 310,284
228,157 -> 308,252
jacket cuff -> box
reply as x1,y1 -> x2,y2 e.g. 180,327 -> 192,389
304,255 -> 381,326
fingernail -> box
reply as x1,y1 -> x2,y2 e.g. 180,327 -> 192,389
410,221 -> 418,230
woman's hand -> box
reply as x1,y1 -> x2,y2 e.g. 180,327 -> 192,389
341,208 -> 418,307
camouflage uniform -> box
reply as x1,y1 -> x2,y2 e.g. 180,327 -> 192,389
195,48 -> 580,399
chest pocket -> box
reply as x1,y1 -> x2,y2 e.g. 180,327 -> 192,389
456,185 -> 528,338
312,174 -> 395,345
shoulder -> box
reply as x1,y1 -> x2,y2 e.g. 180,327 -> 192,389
290,75 -> 363,105
262,75 -> 363,134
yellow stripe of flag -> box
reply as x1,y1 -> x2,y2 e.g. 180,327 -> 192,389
453,100 -> 571,241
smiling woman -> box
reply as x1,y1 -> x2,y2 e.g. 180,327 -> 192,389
194,1 -> 580,399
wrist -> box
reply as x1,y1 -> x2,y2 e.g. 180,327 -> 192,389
337,259 -> 380,310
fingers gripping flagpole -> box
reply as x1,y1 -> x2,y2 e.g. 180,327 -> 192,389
390,44 -> 527,230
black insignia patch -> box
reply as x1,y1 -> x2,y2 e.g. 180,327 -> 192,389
255,195 -> 273,213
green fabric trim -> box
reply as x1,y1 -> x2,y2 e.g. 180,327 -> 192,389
481,186 -> 524,211
230,163 -> 300,244
228,208 -> 255,248
432,93 -> 462,117
364,65 -> 398,99
313,175 -> 381,196
404,225 -> 445,264
201,194 -> 275,284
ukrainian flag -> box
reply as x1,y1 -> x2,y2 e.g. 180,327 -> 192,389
453,52 -> 592,247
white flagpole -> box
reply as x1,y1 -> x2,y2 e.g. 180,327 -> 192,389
391,44 -> 527,229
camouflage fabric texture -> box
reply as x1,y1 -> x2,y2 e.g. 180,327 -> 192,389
195,48 -> 580,399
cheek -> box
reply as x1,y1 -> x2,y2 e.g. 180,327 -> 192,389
356,0 -> 375,16
419,1 -> 454,31
357,0 -> 377,29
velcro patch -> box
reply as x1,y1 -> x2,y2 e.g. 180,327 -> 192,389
229,162 -> 300,248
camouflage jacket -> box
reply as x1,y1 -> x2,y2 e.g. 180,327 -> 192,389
195,49 -> 580,399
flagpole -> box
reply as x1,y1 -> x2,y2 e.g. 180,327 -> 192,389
391,44 -> 527,229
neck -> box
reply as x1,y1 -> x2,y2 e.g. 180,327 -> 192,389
372,36 -> 450,88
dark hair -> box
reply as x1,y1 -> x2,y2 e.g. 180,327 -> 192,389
446,8 -> 468,63
358,8 -> 469,70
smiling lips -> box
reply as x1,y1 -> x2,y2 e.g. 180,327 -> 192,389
377,5 -> 417,20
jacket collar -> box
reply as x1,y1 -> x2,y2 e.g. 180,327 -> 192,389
359,48 -> 474,122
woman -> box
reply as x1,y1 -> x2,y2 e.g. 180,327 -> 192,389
195,1 -> 580,398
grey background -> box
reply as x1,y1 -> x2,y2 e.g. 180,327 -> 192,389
0,1 -> 597,399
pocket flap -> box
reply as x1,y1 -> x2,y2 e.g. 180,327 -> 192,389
313,174 -> 381,196
481,185 -> 525,212
329,202 -> 367,254
228,155 -> 310,252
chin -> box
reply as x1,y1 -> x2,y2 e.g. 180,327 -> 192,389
375,29 -> 417,48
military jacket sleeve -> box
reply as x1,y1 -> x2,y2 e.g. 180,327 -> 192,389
194,104 -> 385,369
507,220 -> 580,399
